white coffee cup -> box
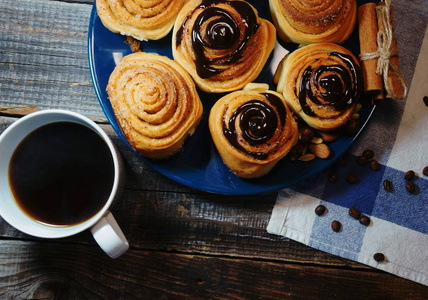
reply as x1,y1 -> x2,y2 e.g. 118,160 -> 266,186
0,109 -> 129,258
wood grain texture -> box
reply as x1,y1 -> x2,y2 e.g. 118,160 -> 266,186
1,240 -> 427,300
0,0 -> 104,121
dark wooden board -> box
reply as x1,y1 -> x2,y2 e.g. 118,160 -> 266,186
1,240 -> 427,299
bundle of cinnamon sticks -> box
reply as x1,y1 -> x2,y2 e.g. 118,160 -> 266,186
358,0 -> 407,103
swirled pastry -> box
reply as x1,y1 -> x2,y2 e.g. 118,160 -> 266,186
269,0 -> 357,44
209,86 -> 298,178
107,52 -> 203,159
96,0 -> 186,41
275,43 -> 362,131
172,0 -> 276,93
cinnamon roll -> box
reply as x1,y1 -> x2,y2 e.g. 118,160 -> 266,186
275,43 -> 362,131
172,0 -> 276,93
269,0 -> 357,44
209,85 -> 298,178
96,0 -> 186,41
107,52 -> 203,159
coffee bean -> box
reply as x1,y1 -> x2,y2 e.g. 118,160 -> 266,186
346,173 -> 358,183
423,166 -> 428,177
357,155 -> 369,166
424,96 -> 428,107
349,207 -> 361,220
290,143 -> 304,157
299,127 -> 315,143
359,215 -> 371,226
369,159 -> 380,171
328,173 -> 338,183
343,119 -> 359,135
383,180 -> 392,192
373,253 -> 385,262
331,220 -> 341,232
406,181 -> 415,194
315,205 -> 326,216
362,149 -> 375,159
404,170 -> 415,181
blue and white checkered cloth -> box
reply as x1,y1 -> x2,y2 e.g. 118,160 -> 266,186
268,3 -> 428,286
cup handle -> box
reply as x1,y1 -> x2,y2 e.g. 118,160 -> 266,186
90,211 -> 129,258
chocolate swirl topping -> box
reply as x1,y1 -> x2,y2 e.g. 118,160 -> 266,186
176,0 -> 259,79
298,52 -> 362,116
223,93 -> 286,160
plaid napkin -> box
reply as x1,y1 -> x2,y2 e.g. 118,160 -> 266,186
267,4 -> 428,286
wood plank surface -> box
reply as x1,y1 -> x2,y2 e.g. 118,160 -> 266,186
0,0 -> 103,121
1,240 -> 427,300
1,0 -> 428,298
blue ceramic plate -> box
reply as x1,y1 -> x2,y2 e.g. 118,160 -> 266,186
88,0 -> 374,195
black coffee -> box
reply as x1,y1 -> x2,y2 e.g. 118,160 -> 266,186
9,122 -> 115,226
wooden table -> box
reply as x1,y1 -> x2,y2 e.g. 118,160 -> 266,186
1,0 -> 427,298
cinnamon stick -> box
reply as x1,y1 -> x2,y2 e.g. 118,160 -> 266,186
358,3 -> 383,98
376,2 -> 405,99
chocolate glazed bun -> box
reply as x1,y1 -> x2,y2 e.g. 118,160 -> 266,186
107,52 -> 203,159
275,43 -> 362,131
172,0 -> 276,93
209,86 -> 298,178
96,0 -> 186,41
269,0 -> 357,44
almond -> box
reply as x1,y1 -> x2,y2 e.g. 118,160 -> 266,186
310,137 -> 323,144
317,131 -> 340,142
354,103 -> 362,113
298,153 -> 316,161
308,143 -> 331,159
